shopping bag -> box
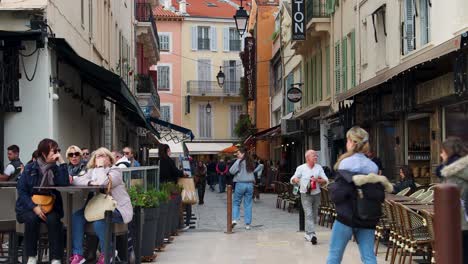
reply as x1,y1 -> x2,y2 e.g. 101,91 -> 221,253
178,178 -> 198,205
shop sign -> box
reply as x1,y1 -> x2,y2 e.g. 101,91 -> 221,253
244,37 -> 256,101
287,87 -> 303,103
292,0 -> 306,41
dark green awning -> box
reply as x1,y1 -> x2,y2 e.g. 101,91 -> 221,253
48,38 -> 159,137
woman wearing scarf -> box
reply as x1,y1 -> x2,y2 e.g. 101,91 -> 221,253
66,145 -> 87,177
16,138 -> 70,264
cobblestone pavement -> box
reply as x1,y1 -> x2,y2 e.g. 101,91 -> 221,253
154,188 -> 391,264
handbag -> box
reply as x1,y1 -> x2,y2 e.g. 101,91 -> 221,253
178,178 -> 198,205
31,194 -> 55,214
84,175 -> 117,222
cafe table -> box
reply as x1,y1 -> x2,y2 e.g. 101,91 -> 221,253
34,186 -> 105,262
0,181 -> 17,188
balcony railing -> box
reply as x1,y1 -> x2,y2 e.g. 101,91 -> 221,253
137,74 -> 160,110
136,2 -> 160,49
230,39 -> 241,51
306,0 -> 328,24
187,81 -> 241,96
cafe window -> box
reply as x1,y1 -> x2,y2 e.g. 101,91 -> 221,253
444,102 -> 468,142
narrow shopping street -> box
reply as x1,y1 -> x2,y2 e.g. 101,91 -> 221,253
155,190 -> 388,264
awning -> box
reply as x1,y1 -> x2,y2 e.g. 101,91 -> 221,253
185,142 -> 233,155
48,38 -> 159,137
294,101 -> 331,119
244,125 -> 281,145
336,33 -> 464,101
149,140 -> 184,158
148,117 -> 194,143
0,30 -> 44,41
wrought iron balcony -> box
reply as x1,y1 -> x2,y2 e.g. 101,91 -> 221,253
306,0 -> 329,24
187,81 -> 241,97
136,2 -> 160,49
136,74 -> 154,94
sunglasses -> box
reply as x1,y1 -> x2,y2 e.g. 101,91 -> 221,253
123,152 -> 131,155
68,152 -> 81,158
82,152 -> 90,156
53,148 -> 61,154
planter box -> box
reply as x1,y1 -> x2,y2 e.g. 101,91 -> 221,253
140,207 -> 158,256
155,202 -> 168,248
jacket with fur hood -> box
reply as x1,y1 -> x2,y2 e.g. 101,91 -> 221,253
329,170 -> 393,229
441,155 -> 468,230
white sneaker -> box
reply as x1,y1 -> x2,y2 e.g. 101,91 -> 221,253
304,234 -> 312,242
27,257 -> 37,264
180,226 -> 190,232
51,260 -> 61,264
231,220 -> 237,228
245,225 -> 251,230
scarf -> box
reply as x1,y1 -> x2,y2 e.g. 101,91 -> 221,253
68,162 -> 86,176
37,158 -> 56,187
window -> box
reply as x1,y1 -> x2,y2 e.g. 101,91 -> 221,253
157,65 -> 170,91
223,60 -> 241,93
272,60 -> 282,93
230,105 -> 243,138
159,33 -> 170,52
335,42 -> 341,92
160,105 -> 172,123
403,0 -> 416,54
198,59 -> 212,92
285,74 -> 294,114
198,104 -> 212,138
361,19 -> 368,65
351,30 -> 356,87
198,26 -> 210,50
420,0 -> 430,46
342,37 -> 348,91
229,28 -> 241,51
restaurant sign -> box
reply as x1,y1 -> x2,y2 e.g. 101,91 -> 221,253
292,0 -> 306,41
244,37 -> 256,101
287,87 -> 303,103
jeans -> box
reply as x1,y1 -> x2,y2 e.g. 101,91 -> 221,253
17,210 -> 64,259
232,182 -> 254,225
196,179 -> 206,203
208,173 -> 217,189
301,193 -> 321,236
326,220 -> 377,264
218,175 -> 226,193
72,208 -> 124,256
184,204 -> 192,227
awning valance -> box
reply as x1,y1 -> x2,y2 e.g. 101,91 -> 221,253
148,117 -> 194,143
185,142 -> 233,155
48,38 -> 159,137
149,140 -> 184,158
244,125 -> 281,145
0,30 -> 44,41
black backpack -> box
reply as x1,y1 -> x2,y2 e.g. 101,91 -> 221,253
354,184 -> 384,222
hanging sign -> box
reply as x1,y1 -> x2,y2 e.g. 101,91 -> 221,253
292,0 -> 306,41
287,87 -> 303,103
244,37 -> 256,101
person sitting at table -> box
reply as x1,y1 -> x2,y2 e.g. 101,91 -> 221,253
15,138 -> 69,264
392,165 -> 416,194
70,147 -> 133,264
66,145 -> 87,177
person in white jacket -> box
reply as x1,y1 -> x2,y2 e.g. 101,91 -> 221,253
290,150 -> 328,245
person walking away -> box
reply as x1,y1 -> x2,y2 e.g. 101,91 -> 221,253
439,137 -> 468,263
216,159 -> 228,193
253,160 -> 265,201
437,136 -> 467,182
392,165 -> 416,194
326,127 -> 393,264
229,147 -> 255,230
158,144 -> 191,231
123,147 -> 140,167
70,148 -> 133,264
16,139 -> 70,264
194,161 -> 207,205
81,148 -> 90,163
207,159 -> 217,191
291,150 -> 328,244
1,144 -> 24,181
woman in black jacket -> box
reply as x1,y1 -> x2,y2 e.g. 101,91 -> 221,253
393,165 -> 416,194
158,144 -> 184,183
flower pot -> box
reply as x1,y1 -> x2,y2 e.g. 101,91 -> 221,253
140,207 -> 158,256
155,202 -> 169,248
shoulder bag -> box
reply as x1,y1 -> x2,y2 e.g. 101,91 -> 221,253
31,171 -> 56,214
84,174 -> 117,222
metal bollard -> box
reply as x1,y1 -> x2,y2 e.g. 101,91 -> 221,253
226,185 -> 233,234
434,184 -> 462,264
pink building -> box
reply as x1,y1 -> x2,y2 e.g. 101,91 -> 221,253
153,6 -> 183,125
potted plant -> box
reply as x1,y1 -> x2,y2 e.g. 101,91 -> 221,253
162,183 -> 183,235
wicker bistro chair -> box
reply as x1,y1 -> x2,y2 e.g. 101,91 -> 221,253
389,200 -> 408,264
318,188 -> 328,226
420,193 -> 434,204
420,210 -> 436,264
416,190 -> 434,201
286,184 -> 300,213
396,187 -> 411,196
273,181 -> 283,208
398,204 -> 433,264
409,189 -> 426,198
383,201 -> 398,262
374,202 -> 392,256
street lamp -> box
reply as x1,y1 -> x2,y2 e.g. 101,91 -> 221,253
216,66 -> 225,87
206,101 -> 212,114
233,0 -> 249,37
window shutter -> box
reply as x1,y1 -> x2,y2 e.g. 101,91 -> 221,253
312,56 -> 316,103
404,0 -> 415,53
210,27 -> 217,51
318,51 -> 322,101
308,57 -> 313,104
235,60 -> 242,83
342,37 -> 347,91
223,61 -> 230,84
420,0 -> 429,45
223,27 -> 230,52
326,46 -> 331,96
351,30 -> 356,87
191,26 -> 198,51
335,42 -> 341,92
241,35 -> 245,51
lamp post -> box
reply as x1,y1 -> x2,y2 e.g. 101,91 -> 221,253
206,101 -> 212,114
216,66 -> 225,88
233,0 -> 249,37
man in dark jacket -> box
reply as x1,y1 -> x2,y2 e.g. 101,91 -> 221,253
1,145 -> 24,181
206,159 -> 217,191
216,159 -> 228,193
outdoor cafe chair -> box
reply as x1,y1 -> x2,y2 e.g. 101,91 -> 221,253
84,221 -> 129,263
396,187 -> 411,196
389,200 -> 408,264
409,189 -> 425,198
420,210 -> 436,264
417,190 -> 434,202
420,194 -> 434,204
383,201 -> 398,262
0,187 -> 19,263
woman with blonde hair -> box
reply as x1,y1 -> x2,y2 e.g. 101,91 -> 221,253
69,147 -> 133,264
327,127 -> 393,264
66,145 -> 87,177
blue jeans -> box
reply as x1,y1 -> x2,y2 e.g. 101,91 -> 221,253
326,220 -> 376,264
218,175 -> 226,193
232,182 -> 253,225
72,208 -> 124,255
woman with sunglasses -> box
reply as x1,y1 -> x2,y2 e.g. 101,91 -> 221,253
16,138 -> 70,264
69,147 -> 133,264
66,145 -> 87,177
